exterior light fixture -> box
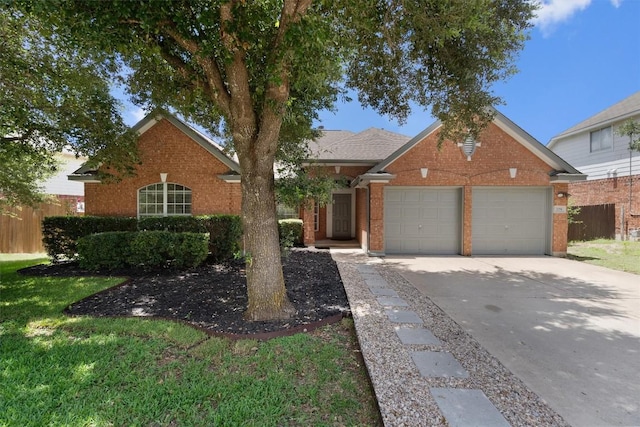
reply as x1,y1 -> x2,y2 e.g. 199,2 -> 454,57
509,168 -> 517,179
420,167 -> 428,178
458,135 -> 479,161
160,173 -> 168,183
557,192 -> 568,198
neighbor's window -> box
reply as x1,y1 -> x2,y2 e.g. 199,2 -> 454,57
276,203 -> 299,219
590,126 -> 613,152
139,182 -> 192,217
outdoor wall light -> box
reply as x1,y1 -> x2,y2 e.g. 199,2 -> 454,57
160,173 -> 168,183
557,192 -> 568,198
509,168 -> 517,178
420,167 -> 428,178
458,135 -> 479,161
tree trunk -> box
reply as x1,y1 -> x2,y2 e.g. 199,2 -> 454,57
241,149 -> 296,321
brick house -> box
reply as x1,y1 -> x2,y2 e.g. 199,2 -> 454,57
548,92 -> 640,239
302,109 -> 585,256
69,111 -> 242,217
71,109 -> 584,256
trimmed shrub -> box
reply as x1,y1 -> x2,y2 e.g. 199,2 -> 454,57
77,231 -> 208,271
201,215 -> 243,260
77,231 -> 136,270
138,216 -> 205,233
278,219 -> 303,248
43,216 -> 138,262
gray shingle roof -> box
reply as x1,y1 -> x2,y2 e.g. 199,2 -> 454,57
309,128 -> 411,162
549,91 -> 640,145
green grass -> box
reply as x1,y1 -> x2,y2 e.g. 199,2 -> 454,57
0,258 -> 381,426
567,239 -> 640,275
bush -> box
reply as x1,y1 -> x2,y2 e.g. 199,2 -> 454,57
43,216 -> 138,262
138,216 -> 206,233
78,231 -> 208,271
77,231 -> 136,270
278,219 -> 303,248
198,215 -> 242,261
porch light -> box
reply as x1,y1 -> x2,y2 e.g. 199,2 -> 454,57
557,192 -> 568,198
458,135 -> 478,161
509,168 -> 517,179
160,173 -> 168,183
420,168 -> 428,178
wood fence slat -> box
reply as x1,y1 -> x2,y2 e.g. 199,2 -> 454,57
568,204 -> 615,241
0,199 -> 77,253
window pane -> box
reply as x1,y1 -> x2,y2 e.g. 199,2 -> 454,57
601,127 -> 612,148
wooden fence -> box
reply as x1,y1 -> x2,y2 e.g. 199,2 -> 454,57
568,204 -> 615,241
0,199 -> 76,253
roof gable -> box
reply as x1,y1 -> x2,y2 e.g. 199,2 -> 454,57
370,108 -> 583,178
69,110 -> 240,181
548,91 -> 640,148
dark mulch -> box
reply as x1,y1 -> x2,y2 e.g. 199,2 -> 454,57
19,248 -> 350,339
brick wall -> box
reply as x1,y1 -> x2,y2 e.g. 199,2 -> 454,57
568,175 -> 640,237
377,123 -> 568,255
85,119 -> 241,217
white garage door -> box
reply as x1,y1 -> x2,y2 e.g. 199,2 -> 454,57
472,187 -> 549,255
384,188 -> 461,254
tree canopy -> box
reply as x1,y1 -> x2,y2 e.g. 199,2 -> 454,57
0,7 -> 138,210
17,0 -> 535,320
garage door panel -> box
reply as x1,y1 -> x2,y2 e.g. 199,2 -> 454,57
385,188 -> 461,255
473,188 -> 548,255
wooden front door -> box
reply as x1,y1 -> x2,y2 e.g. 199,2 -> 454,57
332,193 -> 351,240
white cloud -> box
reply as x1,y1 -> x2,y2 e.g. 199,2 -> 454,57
532,0 -> 623,36
532,0 -> 591,34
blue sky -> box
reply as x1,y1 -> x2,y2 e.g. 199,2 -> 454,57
123,0 -> 640,145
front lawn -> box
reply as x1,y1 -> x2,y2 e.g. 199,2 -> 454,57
567,239 -> 640,275
0,258 -> 381,426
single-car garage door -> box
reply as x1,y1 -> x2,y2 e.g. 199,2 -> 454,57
472,187 -> 549,255
385,187 -> 461,254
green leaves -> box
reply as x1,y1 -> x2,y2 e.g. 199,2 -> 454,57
617,120 -> 640,152
0,7 -> 139,209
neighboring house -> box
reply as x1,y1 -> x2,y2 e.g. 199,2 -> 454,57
71,109 -> 585,257
45,151 -> 86,213
548,92 -> 640,239
69,111 -> 242,217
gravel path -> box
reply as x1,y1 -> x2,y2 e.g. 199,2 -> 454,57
332,249 -> 568,427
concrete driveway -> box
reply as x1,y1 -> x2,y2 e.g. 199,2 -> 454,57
383,256 -> 640,427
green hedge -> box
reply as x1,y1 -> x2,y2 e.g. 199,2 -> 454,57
43,215 -> 242,262
278,219 -> 303,248
78,231 -> 209,271
42,216 -> 138,262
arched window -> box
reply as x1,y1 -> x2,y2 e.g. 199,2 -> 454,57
138,183 -> 192,217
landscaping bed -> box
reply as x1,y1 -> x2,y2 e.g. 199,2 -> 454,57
19,248 -> 351,338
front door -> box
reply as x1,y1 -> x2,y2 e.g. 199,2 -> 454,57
332,194 -> 351,240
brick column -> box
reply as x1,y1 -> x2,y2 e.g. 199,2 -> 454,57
552,183 -> 569,256
462,185 -> 473,256
369,183 -> 385,254
302,202 -> 315,246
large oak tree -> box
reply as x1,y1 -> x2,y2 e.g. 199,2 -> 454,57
24,0 -> 534,320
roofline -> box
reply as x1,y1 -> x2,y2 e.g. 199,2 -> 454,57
133,109 -> 241,173
369,108 -> 583,177
548,110 -> 640,148
67,174 -> 101,183
368,120 -> 442,173
549,173 -> 588,183
491,110 -> 583,175
302,160 -> 379,167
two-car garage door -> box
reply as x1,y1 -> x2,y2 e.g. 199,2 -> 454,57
384,187 -> 550,255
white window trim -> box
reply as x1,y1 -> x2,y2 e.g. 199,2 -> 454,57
138,182 -> 192,218
314,201 -> 319,232
590,126 -> 613,153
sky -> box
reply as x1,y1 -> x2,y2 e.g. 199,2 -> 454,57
122,0 -> 640,146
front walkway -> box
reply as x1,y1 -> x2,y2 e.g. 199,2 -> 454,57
331,248 -> 566,427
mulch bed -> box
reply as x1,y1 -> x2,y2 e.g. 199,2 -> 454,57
19,248 -> 351,339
